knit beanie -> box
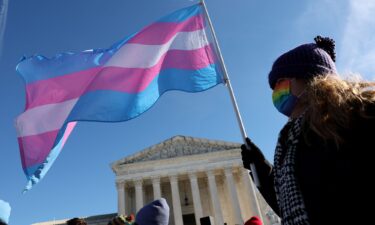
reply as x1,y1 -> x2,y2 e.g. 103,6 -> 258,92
135,198 -> 169,225
268,36 -> 337,89
0,200 -> 11,224
244,216 -> 262,225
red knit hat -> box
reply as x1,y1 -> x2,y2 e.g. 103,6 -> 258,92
244,216 -> 262,225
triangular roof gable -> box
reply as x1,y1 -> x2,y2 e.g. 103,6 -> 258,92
113,135 -> 240,166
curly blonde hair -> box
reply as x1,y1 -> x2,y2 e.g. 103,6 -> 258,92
303,74 -> 375,145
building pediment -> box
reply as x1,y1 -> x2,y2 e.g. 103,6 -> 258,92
112,135 -> 240,166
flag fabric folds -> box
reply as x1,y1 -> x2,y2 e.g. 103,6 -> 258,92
15,4 -> 223,191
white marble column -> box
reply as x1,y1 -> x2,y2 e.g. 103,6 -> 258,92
241,168 -> 262,220
116,181 -> 126,215
224,167 -> 243,225
206,169 -> 224,225
188,172 -> 203,225
151,176 -> 162,199
170,174 -> 184,225
134,178 -> 144,212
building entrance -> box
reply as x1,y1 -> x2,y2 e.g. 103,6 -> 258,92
182,213 -> 196,225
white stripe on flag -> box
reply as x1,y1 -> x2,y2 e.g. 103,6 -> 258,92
105,29 -> 209,68
16,98 -> 78,137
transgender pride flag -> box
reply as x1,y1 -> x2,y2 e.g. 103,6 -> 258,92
15,4 -> 223,191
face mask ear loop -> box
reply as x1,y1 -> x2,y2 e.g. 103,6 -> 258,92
290,78 -> 307,99
297,89 -> 307,98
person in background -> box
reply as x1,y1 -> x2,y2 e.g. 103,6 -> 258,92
124,214 -> 135,225
241,36 -> 373,225
135,198 -> 169,225
108,215 -> 127,225
66,217 -> 87,225
0,199 -> 11,225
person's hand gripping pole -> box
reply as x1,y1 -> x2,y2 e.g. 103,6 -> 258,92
241,137 -> 265,188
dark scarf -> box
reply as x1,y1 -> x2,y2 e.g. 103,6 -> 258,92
273,115 -> 310,225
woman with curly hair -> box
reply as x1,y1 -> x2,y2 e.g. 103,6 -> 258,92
241,36 -> 374,225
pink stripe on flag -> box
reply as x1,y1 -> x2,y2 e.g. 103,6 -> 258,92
61,122 -> 76,147
18,122 -> 76,170
25,45 -> 216,109
25,67 -> 101,110
128,14 -> 205,45
89,45 -> 216,92
18,129 -> 59,169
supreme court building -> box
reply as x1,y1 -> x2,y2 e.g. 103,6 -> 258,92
33,136 -> 279,225
111,135 -> 278,225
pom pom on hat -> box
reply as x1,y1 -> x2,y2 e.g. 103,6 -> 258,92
268,36 -> 337,89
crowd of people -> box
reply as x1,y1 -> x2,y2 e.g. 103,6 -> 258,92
2,35 -> 374,225
65,198 -> 262,225
66,198 -> 170,225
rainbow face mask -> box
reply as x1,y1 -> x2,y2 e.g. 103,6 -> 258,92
272,79 -> 298,117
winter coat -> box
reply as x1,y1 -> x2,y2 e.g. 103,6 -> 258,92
254,104 -> 374,225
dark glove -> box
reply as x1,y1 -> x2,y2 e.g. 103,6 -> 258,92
241,137 -> 265,170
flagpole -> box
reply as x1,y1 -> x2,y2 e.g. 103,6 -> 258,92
200,0 -> 261,188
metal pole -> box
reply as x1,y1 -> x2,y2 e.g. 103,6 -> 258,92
200,0 -> 261,188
